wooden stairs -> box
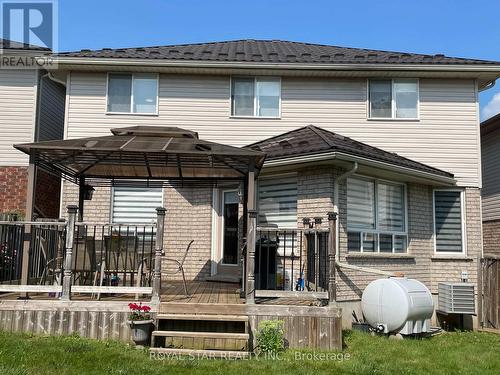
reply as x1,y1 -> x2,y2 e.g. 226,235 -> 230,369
150,306 -> 251,359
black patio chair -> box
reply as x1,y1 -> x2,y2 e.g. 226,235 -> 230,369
162,240 -> 194,297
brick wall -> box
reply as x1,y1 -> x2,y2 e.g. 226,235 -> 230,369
0,166 -> 28,216
294,167 -> 483,302
34,169 -> 61,219
61,181 -> 111,222
483,219 -> 500,256
162,185 -> 213,280
430,188 -> 482,291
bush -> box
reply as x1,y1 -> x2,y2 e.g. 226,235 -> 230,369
256,319 -> 285,354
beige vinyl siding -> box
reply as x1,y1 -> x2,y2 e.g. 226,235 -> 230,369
36,75 -> 65,141
0,69 -> 37,166
481,127 -> 500,221
65,72 -> 479,186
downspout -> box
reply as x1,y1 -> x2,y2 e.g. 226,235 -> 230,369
333,162 -> 397,277
45,72 -> 67,87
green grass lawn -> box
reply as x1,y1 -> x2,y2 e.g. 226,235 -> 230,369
0,330 -> 499,375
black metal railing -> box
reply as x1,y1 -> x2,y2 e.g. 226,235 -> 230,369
0,223 -> 24,284
72,223 -> 156,288
255,228 -> 329,292
0,221 -> 66,286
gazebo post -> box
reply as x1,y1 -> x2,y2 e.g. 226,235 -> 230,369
245,164 -> 257,304
78,176 -> 85,222
151,207 -> 166,304
61,205 -> 78,300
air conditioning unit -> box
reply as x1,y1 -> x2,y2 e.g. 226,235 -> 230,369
438,283 -> 475,314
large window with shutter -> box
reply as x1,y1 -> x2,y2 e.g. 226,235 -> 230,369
347,177 -> 407,253
111,187 -> 163,225
433,190 -> 465,253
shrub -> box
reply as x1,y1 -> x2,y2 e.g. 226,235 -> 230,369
256,319 -> 285,354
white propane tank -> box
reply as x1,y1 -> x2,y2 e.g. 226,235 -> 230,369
361,277 -> 434,335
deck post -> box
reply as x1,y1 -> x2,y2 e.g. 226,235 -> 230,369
19,162 -> 36,298
61,205 -> 78,301
246,165 -> 256,304
246,210 -> 257,304
327,212 -> 337,304
151,207 -> 166,304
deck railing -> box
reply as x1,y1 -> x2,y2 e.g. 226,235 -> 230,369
0,206 -> 166,300
72,223 -> 156,289
250,213 -> 338,302
0,221 -> 66,286
255,228 -> 329,292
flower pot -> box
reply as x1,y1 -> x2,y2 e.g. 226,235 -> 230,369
128,319 -> 154,346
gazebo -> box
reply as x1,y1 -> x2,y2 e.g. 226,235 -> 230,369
14,126 -> 265,302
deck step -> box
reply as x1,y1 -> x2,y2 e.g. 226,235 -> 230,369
150,347 -> 251,359
152,330 -> 249,340
157,313 -> 249,322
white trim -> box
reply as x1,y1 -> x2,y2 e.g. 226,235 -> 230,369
105,72 -> 159,115
432,188 -> 467,256
346,175 -> 408,254
230,76 -> 281,118
367,78 -> 420,120
0,285 -> 62,293
210,188 -> 219,276
71,286 -> 152,294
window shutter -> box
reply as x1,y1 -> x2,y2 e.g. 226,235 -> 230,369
347,178 -> 375,229
258,175 -> 297,229
378,182 -> 405,231
434,191 -> 463,253
112,187 -> 163,225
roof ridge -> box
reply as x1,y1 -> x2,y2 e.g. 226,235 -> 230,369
306,125 -> 336,148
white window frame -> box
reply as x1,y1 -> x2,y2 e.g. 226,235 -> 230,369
432,189 -> 467,256
106,72 -> 159,116
367,78 -> 420,120
229,76 -> 282,119
347,176 -> 408,253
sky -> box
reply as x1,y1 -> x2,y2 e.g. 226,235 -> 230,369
54,0 -> 500,120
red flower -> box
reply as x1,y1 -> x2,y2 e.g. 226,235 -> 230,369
142,305 -> 151,312
128,303 -> 139,310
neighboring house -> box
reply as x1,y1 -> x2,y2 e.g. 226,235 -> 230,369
32,40 -> 500,324
481,113 -> 500,256
0,38 -> 66,219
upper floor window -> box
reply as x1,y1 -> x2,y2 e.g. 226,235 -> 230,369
107,73 -> 158,114
369,79 -> 419,119
231,77 -> 281,118
434,190 -> 465,254
347,177 -> 407,253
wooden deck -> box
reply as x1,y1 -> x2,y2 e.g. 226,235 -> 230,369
160,281 -> 244,304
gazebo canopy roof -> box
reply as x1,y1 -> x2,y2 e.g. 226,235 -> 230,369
14,126 -> 265,186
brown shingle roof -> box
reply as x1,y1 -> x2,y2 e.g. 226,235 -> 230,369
247,125 -> 454,179
56,39 -> 500,66
0,38 -> 50,51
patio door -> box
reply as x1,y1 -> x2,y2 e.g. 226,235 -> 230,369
211,188 -> 241,281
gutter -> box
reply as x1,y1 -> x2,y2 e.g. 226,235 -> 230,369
479,79 -> 496,92
263,151 -> 456,186
52,57 -> 500,73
